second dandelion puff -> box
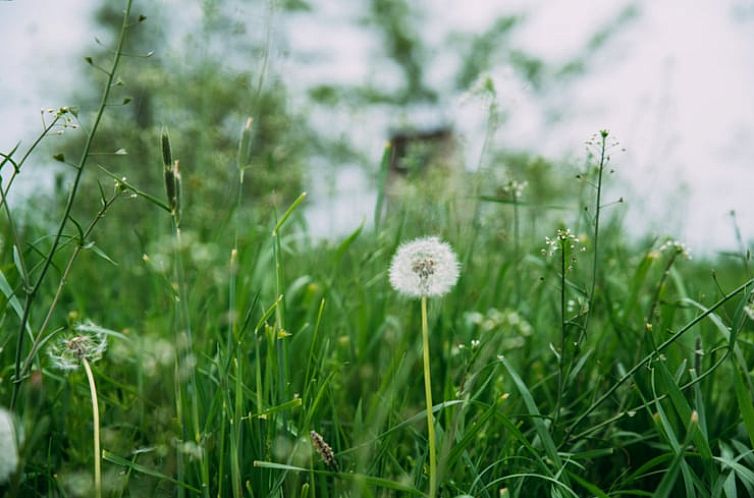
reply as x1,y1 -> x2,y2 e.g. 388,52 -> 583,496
389,236 -> 460,498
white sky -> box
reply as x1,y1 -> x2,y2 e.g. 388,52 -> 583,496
1,0 -> 753,252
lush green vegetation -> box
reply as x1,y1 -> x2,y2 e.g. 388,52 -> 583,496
2,2 -> 754,497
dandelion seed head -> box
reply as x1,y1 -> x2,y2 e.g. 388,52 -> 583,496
389,236 -> 460,298
48,322 -> 108,371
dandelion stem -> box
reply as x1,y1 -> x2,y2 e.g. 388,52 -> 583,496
421,296 -> 437,498
82,358 -> 102,498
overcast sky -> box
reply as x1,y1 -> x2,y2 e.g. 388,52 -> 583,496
1,0 -> 753,252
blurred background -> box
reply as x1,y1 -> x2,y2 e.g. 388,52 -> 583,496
2,0 -> 753,253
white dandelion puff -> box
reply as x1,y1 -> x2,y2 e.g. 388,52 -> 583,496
48,322 -> 108,371
389,236 -> 460,298
0,408 -> 18,484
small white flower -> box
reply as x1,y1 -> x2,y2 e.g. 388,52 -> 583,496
389,236 -> 460,298
0,408 -> 18,484
542,228 -> 583,257
659,239 -> 692,260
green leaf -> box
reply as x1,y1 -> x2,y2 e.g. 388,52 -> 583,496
252,461 -> 425,495
87,243 -> 119,266
0,269 -> 31,336
103,450 -> 201,493
498,355 -> 563,471
273,192 -> 307,235
335,222 -> 363,263
733,360 -> 754,449
567,471 -> 610,498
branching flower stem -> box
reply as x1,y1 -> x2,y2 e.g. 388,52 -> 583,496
581,130 -> 609,346
19,193 -> 122,380
10,0 -> 133,409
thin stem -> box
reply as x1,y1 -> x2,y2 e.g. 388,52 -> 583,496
581,130 -> 608,346
82,358 -> 101,498
421,296 -> 437,498
0,116 -> 60,210
554,237 -> 567,424
10,0 -> 133,409
513,190 -> 521,306
19,194 -> 121,380
563,276 -> 754,443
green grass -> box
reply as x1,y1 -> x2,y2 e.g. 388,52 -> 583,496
2,3 -> 754,497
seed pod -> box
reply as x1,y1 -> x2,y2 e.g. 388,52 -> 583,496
310,430 -> 338,471
161,128 -> 172,168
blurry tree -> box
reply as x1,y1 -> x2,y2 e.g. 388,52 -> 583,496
54,0 -> 309,240
305,0 -> 638,198
38,0 -> 315,322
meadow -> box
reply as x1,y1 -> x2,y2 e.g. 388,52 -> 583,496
2,2 -> 754,497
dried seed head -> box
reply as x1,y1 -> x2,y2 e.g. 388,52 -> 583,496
310,430 -> 338,470
389,236 -> 460,298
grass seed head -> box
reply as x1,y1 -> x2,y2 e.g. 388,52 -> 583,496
310,430 -> 338,470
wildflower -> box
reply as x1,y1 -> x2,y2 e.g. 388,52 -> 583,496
542,228 -> 584,257
310,431 -> 338,470
501,179 -> 528,199
389,236 -> 460,298
389,236 -> 460,498
48,322 -> 108,371
0,409 -> 18,484
658,239 -> 692,260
